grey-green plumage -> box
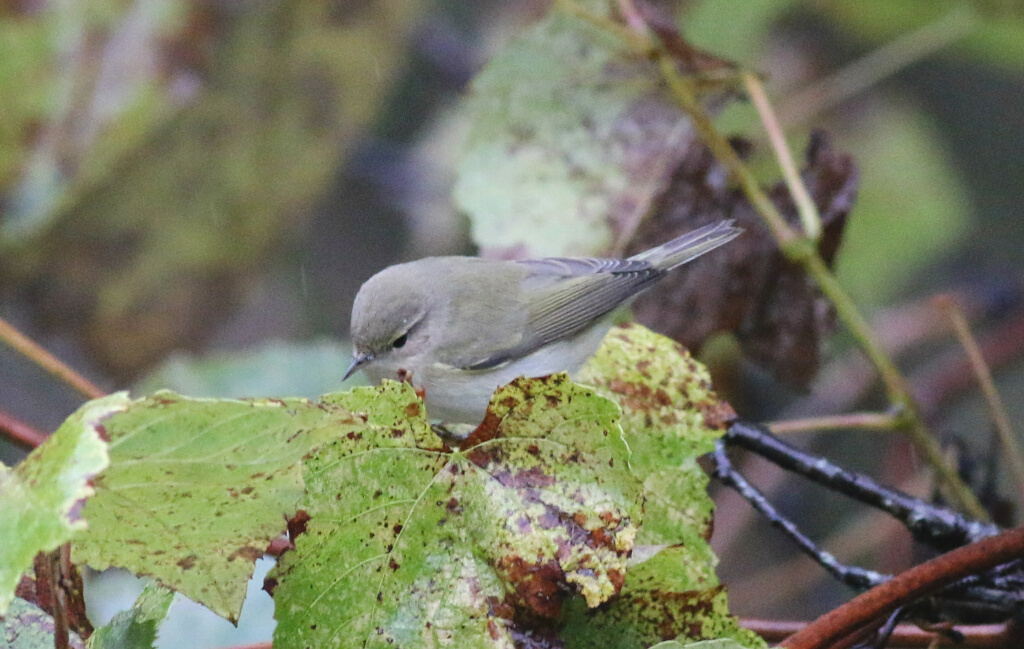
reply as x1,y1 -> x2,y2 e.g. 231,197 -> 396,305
347,220 -> 741,424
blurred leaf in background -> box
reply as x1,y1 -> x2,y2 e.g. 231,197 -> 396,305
833,102 -> 973,304
136,338 -> 358,399
454,0 -> 736,260
0,0 -> 424,379
0,597 -> 85,649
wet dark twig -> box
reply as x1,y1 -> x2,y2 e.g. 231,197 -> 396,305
724,420 -> 999,550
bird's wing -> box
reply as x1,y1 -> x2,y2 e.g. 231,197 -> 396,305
460,257 -> 663,370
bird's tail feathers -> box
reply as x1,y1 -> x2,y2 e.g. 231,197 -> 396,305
631,220 -> 742,269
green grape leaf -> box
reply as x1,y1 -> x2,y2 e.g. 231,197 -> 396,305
563,546 -> 763,648
0,597 -> 85,649
0,394 -> 124,613
571,324 -> 763,649
580,323 -> 731,549
72,392 -> 351,622
455,0 -> 733,259
269,376 -> 641,649
87,584 -> 174,649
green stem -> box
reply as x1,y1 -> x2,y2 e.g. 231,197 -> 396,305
555,0 -> 990,519
769,412 -> 899,435
743,72 -> 821,241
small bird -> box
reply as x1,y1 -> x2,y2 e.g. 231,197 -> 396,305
345,220 -> 741,424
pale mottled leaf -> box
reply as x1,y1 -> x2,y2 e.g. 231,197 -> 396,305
571,325 -> 763,649
73,392 -> 351,621
270,377 -> 641,649
0,597 -> 85,649
0,394 -> 124,613
563,546 -> 763,649
455,0 -> 723,259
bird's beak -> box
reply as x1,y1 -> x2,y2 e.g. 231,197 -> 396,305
343,352 -> 374,381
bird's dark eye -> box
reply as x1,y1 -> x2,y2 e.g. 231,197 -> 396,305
392,333 -> 408,349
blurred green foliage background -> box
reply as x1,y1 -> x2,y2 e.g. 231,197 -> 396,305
2,0 -> 1023,646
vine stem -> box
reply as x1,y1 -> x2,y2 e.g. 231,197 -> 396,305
743,619 -> 1018,648
555,0 -> 993,519
742,72 -> 821,241
935,294 -> 1024,506
780,526 -> 1024,649
768,411 -> 898,435
0,317 -> 105,400
550,0 -> 986,518
656,53 -> 986,520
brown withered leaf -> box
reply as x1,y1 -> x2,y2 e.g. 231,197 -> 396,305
628,131 -> 858,386
23,550 -> 94,640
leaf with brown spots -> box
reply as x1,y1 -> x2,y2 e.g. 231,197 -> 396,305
580,323 -> 729,550
562,547 -> 763,649
1,394 -> 122,614
72,391 -> 353,622
572,325 -> 763,648
269,375 -> 642,649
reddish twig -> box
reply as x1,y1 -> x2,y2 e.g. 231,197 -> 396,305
743,619 -> 1017,648
781,527 -> 1024,649
0,407 -> 48,449
35,549 -> 70,649
0,317 -> 105,400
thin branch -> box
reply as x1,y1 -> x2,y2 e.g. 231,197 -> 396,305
713,438 -> 888,590
0,407 -> 48,448
934,294 -> 1024,506
742,72 -> 821,241
768,411 -> 899,435
732,472 -> 929,607
914,307 -> 1024,416
554,0 -> 989,520
742,619 -> 1018,648
726,420 -> 998,550
658,55 -> 986,520
555,0 -> 653,53
36,549 -> 70,649
656,56 -> 800,248
0,317 -> 105,400
780,527 -> 1024,649
780,7 -> 977,128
